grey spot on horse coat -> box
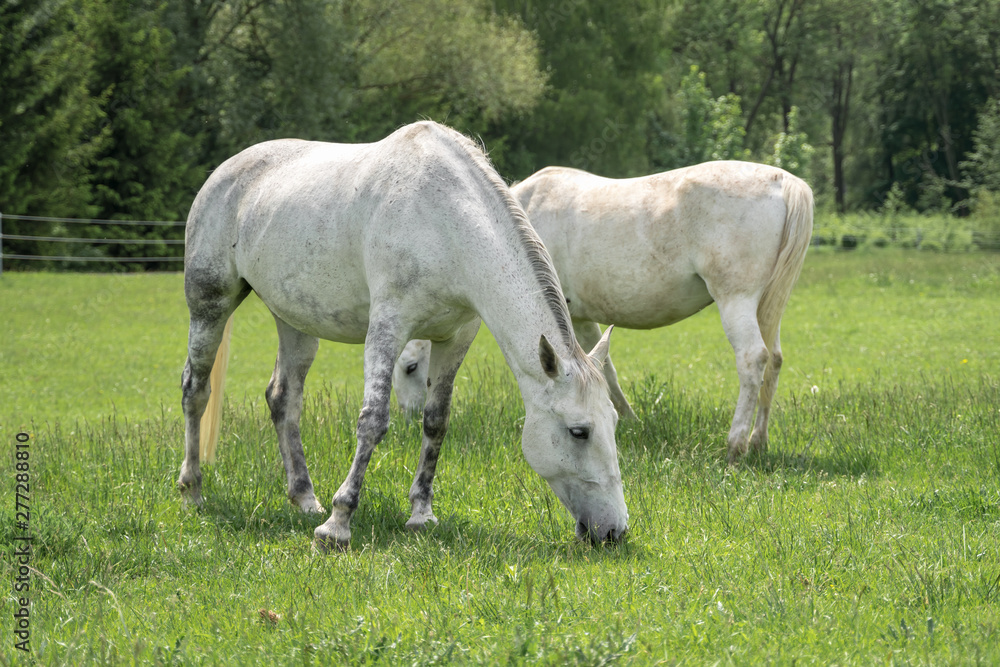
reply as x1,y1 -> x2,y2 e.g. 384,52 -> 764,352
392,252 -> 422,291
422,404 -> 449,441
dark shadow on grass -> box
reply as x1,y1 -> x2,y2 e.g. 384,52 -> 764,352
191,485 -> 641,560
621,375 -> 884,480
739,446 -> 882,478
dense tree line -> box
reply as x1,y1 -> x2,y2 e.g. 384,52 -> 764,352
2,0 -> 999,267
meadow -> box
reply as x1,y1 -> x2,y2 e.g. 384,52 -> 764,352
1,248 -> 998,664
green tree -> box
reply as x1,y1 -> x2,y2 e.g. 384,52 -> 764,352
190,0 -> 543,157
960,97 -> 1000,248
805,0 -> 876,211
679,67 -> 748,164
199,0 -> 358,152
350,0 -> 546,141
0,0 -> 103,218
649,66 -> 748,169
873,0 -> 998,210
765,105 -> 812,177
84,0 -> 204,222
962,97 -> 1000,194
0,0 -> 106,268
490,0 -> 669,178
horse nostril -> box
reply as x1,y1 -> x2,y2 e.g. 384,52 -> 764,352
576,519 -> 627,544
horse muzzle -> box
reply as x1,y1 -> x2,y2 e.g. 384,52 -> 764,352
576,518 -> 629,544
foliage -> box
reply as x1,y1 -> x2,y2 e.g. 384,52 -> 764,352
0,0 -> 105,218
2,252 -> 999,663
0,0 -> 105,262
965,191 -> 1000,251
195,0 -> 359,152
350,0 -> 547,139
810,210 -> 996,252
4,0 -> 1000,266
84,0 -> 203,223
649,65 -> 749,170
962,97 -> 1000,194
488,0 -> 669,178
764,105 -> 813,177
871,0 -> 1000,210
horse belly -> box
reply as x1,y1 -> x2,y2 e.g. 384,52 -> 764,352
570,268 -> 713,329
252,272 -> 373,344
237,224 -> 374,344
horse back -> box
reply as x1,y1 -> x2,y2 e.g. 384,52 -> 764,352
513,161 -> 803,329
184,124 -> 512,343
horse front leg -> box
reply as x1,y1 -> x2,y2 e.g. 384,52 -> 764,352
573,320 -> 636,420
266,316 -> 323,513
406,319 -> 480,531
313,313 -> 408,552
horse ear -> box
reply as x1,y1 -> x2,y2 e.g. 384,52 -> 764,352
587,325 -> 614,366
539,335 -> 562,379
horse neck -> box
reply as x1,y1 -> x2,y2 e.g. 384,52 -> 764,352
462,223 -> 577,388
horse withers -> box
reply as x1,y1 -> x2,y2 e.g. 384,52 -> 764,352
177,121 -> 628,550
395,161 -> 813,464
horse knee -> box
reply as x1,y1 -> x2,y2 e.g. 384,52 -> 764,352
422,403 -> 450,441
181,362 -> 211,412
357,402 -> 391,444
738,344 -> 769,383
265,378 -> 286,423
769,349 -> 783,373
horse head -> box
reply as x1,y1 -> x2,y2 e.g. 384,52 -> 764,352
520,326 -> 628,543
393,339 -> 431,417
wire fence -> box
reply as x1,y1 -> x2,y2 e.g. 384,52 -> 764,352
3,210 -> 999,275
0,212 -> 186,274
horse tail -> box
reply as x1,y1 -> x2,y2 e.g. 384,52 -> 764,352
757,173 -> 814,350
199,314 -> 234,464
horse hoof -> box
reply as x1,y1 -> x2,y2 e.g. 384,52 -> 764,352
405,513 -> 438,532
180,494 -> 204,509
313,523 -> 350,553
290,494 -> 325,514
748,434 -> 769,455
177,481 -> 204,507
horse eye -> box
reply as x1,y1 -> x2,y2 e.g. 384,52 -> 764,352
405,362 -> 419,375
568,426 -> 590,440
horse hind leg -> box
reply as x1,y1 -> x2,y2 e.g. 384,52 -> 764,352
749,325 -> 782,455
266,316 -> 323,513
178,283 -> 248,505
406,318 -> 480,531
717,297 -> 769,464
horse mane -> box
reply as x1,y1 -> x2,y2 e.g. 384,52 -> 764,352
440,125 -> 578,353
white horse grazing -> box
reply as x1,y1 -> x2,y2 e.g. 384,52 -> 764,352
393,339 -> 431,418
395,161 -> 813,464
177,121 -> 628,550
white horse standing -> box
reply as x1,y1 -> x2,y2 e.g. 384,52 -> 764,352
178,122 -> 628,550
396,161 -> 813,464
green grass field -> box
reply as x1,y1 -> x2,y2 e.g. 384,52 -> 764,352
1,248 -> 999,664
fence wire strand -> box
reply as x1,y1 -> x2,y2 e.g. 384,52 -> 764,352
1,213 -> 185,268
2,213 -> 186,226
